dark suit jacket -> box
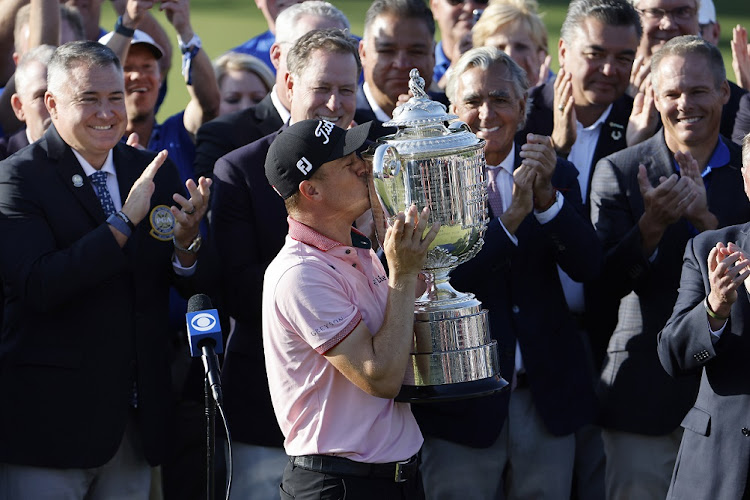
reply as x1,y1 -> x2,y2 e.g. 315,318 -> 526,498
589,132 -> 750,435
193,93 -> 283,179
724,80 -> 747,143
413,149 -> 601,447
210,129 -> 286,447
0,125 -> 212,468
521,82 -> 633,373
732,92 -> 750,146
521,82 -> 633,208
658,224 -> 750,499
0,128 -> 30,160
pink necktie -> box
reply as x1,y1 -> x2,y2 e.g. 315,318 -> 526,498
486,167 -> 504,217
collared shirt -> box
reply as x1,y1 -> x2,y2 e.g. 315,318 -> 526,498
270,84 -> 291,125
263,217 -> 423,462
148,111 -> 195,185
433,41 -> 450,85
567,103 -> 612,201
363,82 -> 392,123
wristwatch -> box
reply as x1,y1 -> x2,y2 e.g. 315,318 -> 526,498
114,16 -> 135,38
173,233 -> 202,254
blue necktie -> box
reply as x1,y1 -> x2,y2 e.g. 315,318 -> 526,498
90,171 -> 116,217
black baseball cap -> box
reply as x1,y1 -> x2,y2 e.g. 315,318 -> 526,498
265,119 -> 372,199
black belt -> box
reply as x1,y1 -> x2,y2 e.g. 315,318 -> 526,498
290,454 -> 419,483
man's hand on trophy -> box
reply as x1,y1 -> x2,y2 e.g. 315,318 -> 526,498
500,164 -> 535,235
520,134 -> 557,211
384,205 -> 440,279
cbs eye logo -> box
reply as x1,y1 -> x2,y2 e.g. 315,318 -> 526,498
191,313 -> 217,331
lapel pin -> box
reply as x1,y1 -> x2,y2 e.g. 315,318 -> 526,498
72,174 -> 84,187
611,130 -> 622,141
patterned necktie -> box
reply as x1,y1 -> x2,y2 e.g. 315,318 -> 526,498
486,167 -> 504,217
89,171 -> 116,217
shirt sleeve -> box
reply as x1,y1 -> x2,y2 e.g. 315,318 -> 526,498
274,262 -> 362,354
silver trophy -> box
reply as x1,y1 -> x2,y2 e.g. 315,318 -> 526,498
366,69 -> 508,402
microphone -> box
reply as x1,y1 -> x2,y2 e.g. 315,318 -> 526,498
186,294 -> 224,404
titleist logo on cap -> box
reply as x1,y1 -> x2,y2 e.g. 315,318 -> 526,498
315,120 -> 335,144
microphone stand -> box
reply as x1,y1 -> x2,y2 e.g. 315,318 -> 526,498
204,366 -> 216,500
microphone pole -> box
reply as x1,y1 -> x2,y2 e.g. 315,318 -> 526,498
186,294 -> 224,500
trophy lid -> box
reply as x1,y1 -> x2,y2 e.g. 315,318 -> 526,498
384,69 -> 457,127
377,69 -> 482,156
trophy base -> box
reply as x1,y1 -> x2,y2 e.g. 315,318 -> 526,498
395,374 -> 509,403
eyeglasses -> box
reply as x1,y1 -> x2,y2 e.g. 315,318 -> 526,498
636,6 -> 696,22
445,0 -> 489,7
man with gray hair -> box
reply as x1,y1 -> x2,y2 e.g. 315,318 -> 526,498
1,44 -> 56,158
413,45 -> 601,499
590,35 -> 750,500
193,0 -> 350,178
657,130 -> 750,500
0,40 -> 212,499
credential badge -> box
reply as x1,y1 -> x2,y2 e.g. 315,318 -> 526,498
148,205 -> 175,241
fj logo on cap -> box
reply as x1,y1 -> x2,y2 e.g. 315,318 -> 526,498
297,157 -> 313,175
315,120 -> 335,144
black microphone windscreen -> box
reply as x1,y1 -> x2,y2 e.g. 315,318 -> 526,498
187,293 -> 213,313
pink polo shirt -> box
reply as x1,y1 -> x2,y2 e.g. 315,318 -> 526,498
262,217 -> 423,463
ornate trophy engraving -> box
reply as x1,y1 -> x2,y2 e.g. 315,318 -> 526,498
366,69 -> 508,402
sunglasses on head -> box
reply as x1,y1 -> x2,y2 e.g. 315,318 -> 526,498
445,0 -> 489,6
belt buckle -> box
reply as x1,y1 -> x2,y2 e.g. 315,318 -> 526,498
394,459 -> 409,483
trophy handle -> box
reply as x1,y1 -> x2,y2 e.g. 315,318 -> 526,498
448,121 -> 472,134
372,144 -> 401,177
367,144 -> 401,252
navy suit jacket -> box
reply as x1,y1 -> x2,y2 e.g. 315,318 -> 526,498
590,132 -> 750,435
0,128 -> 30,160
658,224 -> 750,499
210,129 -> 287,447
521,82 -> 633,209
193,93 -> 283,179
413,148 -> 601,447
0,125 -> 212,468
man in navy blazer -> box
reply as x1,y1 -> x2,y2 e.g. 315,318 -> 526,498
414,46 -> 601,500
0,42 -> 212,498
193,2 -> 351,179
210,28 -> 362,500
657,133 -> 750,500
590,36 -> 750,500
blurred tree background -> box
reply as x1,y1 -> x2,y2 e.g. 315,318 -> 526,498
98,0 -> 750,121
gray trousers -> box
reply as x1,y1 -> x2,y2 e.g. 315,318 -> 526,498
420,387 -> 576,500
0,413 -> 151,500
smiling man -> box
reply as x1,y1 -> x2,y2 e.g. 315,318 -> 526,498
0,40 -> 212,500
356,0 -> 437,140
101,0 -> 219,185
413,45 -> 601,500
589,35 -> 750,500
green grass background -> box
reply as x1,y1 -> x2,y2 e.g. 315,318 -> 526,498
98,0 -> 750,122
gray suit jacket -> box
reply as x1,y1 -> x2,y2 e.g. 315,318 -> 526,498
658,224 -> 750,499
590,132 -> 750,435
